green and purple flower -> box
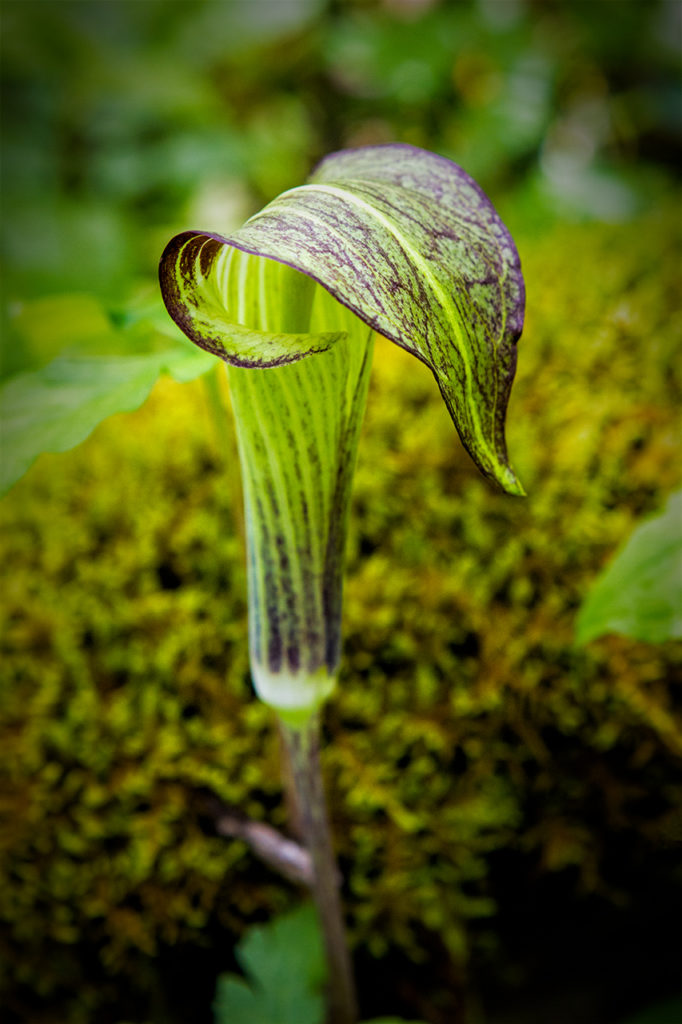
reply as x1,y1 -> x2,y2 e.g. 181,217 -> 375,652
160,143 -> 525,725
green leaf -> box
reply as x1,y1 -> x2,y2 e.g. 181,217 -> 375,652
213,904 -> 325,1024
576,491 -> 682,646
2,293 -> 119,379
0,344 -> 214,496
160,143 -> 525,494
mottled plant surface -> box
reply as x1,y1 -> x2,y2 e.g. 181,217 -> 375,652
161,145 -> 525,494
158,144 -> 525,725
1,206 -> 681,1022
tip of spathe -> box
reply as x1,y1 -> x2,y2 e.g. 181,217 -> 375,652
496,462 -> 526,497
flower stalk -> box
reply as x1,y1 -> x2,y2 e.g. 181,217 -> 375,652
281,714 -> 358,1024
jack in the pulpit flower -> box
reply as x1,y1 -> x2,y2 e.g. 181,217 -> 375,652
160,143 -> 525,725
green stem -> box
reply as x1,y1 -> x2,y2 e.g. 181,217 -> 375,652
280,714 -> 358,1024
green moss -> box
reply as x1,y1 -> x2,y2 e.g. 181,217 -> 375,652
1,205 -> 681,1018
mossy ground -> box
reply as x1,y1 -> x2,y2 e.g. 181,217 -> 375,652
1,207 -> 681,1023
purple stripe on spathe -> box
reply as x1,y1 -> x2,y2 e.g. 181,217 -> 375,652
158,143 -> 525,492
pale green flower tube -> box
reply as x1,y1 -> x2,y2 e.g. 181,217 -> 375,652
226,259 -> 374,723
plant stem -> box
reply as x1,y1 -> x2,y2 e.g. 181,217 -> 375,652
280,714 -> 358,1024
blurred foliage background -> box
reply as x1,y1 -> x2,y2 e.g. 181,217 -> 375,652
1,1 -> 681,1023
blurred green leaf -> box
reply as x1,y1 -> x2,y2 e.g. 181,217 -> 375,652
0,343 -> 214,495
576,491 -> 682,645
2,293 -> 120,379
213,904 -> 325,1024
2,197 -> 135,301
324,8 -> 457,103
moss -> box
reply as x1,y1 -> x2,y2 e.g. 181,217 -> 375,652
1,203 -> 681,1018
